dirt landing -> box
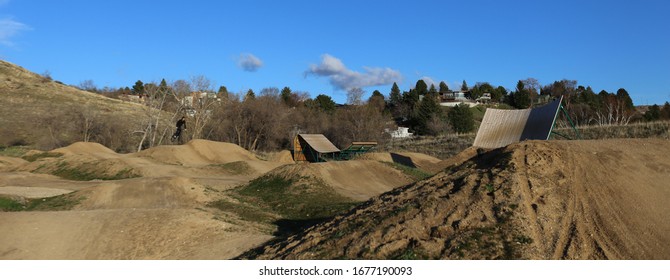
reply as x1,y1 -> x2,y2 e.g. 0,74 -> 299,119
243,139 -> 670,259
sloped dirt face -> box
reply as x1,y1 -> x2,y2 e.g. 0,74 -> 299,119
242,139 -> 670,260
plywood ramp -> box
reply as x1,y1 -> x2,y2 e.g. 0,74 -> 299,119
474,97 -> 562,149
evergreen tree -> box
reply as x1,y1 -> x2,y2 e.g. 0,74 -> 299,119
217,86 -> 229,99
415,79 -> 428,96
493,86 -> 507,102
428,84 -> 438,96
158,79 -> 169,92
245,89 -> 256,101
512,80 -> 531,108
439,81 -> 449,93
461,80 -> 469,91
132,80 -> 145,95
413,90 -> 442,135
616,88 -> 634,110
513,91 -> 531,109
448,104 -> 474,133
368,90 -> 385,112
644,104 -> 661,121
280,86 -> 292,105
389,82 -> 402,107
314,94 -> 336,113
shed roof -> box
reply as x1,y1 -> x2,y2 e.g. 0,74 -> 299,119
298,134 -> 340,153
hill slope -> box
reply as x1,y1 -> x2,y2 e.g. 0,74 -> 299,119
242,139 -> 670,259
0,60 -> 150,150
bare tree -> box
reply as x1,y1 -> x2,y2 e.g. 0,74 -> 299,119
347,87 -> 365,105
594,94 -> 634,126
78,80 -> 97,92
188,75 -> 217,139
134,81 -> 179,151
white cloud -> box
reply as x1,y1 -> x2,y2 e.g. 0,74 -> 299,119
0,17 -> 30,47
237,53 -> 263,72
306,54 -> 402,90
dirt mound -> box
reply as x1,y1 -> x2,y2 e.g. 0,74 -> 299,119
361,152 -> 442,173
267,160 -> 414,201
52,142 -> 119,159
243,139 -> 670,259
12,140 -> 284,181
0,208 -> 271,259
0,156 -> 27,171
136,139 -> 256,166
265,150 -> 295,164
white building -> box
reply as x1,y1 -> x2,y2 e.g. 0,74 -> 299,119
387,127 -> 413,139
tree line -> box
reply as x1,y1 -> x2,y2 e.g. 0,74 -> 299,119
67,76 -> 667,153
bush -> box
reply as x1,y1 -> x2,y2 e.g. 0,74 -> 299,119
448,104 -> 475,133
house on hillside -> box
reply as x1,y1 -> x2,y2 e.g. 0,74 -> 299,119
439,90 -> 477,107
476,93 -> 492,104
386,127 -> 413,139
439,90 -> 470,102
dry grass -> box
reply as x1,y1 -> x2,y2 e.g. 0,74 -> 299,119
0,60 -> 161,152
384,121 -> 669,160
553,121 -> 670,140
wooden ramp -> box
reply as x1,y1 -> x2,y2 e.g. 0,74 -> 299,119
473,97 -> 563,149
293,134 -> 340,162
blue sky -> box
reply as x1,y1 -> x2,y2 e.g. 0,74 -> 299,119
1,0 -> 669,105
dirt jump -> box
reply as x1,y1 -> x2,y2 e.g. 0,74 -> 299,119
2,138 -> 670,259
0,140 -> 289,259
242,139 -> 670,260
0,140 -> 436,259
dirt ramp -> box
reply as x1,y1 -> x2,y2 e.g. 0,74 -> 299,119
267,160 -> 414,201
243,139 -> 670,260
136,140 -> 256,166
265,150 -> 295,164
52,142 -> 118,159
0,156 -> 27,171
362,152 -> 442,173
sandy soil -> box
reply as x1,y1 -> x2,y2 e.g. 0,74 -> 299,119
0,139 -> 426,259
0,140 -> 286,259
244,139 -> 670,260
4,138 -> 669,260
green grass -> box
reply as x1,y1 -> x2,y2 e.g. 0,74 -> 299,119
0,146 -> 31,158
208,161 -> 252,175
237,174 -> 358,220
52,162 -> 139,181
0,197 -> 25,211
211,173 -> 359,224
383,162 -> 433,181
208,199 -> 276,223
21,152 -> 63,162
0,194 -> 83,212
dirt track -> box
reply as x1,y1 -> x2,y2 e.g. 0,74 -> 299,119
244,139 -> 670,260
2,139 -> 669,259
0,140 -> 434,259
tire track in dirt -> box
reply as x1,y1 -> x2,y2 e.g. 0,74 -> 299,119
551,149 -> 578,259
513,143 -> 547,257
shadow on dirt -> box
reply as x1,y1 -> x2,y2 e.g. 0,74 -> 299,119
391,153 -> 416,168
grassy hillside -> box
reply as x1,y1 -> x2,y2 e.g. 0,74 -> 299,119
0,60 -> 158,151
